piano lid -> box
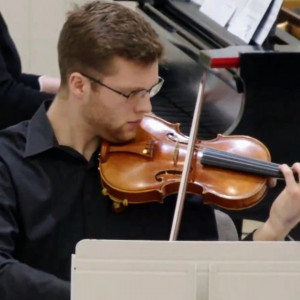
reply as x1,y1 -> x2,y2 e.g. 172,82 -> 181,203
139,0 -> 300,48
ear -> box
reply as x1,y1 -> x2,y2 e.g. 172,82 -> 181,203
68,72 -> 90,99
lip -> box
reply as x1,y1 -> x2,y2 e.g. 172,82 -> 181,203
127,120 -> 142,128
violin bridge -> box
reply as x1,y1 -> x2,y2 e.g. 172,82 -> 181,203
142,140 -> 155,156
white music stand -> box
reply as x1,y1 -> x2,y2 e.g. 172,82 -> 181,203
71,240 -> 300,300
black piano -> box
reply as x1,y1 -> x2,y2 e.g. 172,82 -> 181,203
133,0 -> 300,238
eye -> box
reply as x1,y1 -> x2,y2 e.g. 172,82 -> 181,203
129,90 -> 147,98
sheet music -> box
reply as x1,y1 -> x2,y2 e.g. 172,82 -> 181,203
252,0 -> 283,44
198,0 -> 278,44
191,0 -> 204,6
227,0 -> 273,43
200,0 -> 237,27
227,0 -> 251,25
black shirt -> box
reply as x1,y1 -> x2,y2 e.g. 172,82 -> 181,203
0,101 -> 218,300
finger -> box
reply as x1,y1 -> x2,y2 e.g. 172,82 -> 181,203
267,177 -> 277,188
279,164 -> 296,185
292,162 -> 300,183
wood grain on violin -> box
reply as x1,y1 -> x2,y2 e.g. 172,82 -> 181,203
99,114 -> 284,211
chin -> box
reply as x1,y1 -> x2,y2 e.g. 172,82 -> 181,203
118,131 -> 137,144
106,132 -> 136,144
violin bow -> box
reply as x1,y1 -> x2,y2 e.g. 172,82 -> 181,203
169,72 -> 207,241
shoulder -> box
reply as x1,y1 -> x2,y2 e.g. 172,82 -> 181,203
0,121 -> 29,159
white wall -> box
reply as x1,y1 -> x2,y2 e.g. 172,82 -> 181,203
0,0 -> 89,77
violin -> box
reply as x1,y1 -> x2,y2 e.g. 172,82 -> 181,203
99,113 -> 283,212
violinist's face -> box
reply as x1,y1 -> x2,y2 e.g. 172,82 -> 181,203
82,56 -> 158,143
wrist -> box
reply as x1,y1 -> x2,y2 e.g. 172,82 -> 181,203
253,219 -> 287,241
38,75 -> 60,93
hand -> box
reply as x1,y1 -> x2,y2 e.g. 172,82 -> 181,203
254,163 -> 300,241
39,75 -> 60,94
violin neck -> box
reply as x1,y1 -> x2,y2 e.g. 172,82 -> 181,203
201,147 -> 284,179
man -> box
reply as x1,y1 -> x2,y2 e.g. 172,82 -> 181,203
0,1 -> 300,299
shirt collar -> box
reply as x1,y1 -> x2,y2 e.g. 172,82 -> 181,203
24,100 -> 58,157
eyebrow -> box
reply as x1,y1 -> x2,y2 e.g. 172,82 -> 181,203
116,80 -> 159,92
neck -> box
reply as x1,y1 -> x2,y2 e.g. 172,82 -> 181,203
201,147 -> 283,178
47,97 -> 100,161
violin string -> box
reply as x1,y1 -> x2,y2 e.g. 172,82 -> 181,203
202,147 -> 281,173
202,151 -> 281,177
202,148 -> 279,170
201,147 -> 283,178
206,148 -> 279,169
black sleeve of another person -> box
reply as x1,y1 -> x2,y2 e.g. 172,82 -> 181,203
0,12 -> 54,129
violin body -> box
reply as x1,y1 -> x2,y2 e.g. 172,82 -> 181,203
100,114 -> 272,210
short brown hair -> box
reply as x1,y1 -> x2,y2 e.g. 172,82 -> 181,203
57,1 -> 164,85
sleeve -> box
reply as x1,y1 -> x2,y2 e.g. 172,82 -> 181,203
19,73 -> 41,90
0,161 -> 70,300
0,50 -> 54,129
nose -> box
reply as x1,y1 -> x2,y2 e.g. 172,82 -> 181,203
134,93 -> 152,114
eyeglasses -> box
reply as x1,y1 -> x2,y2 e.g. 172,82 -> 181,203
80,72 -> 164,100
